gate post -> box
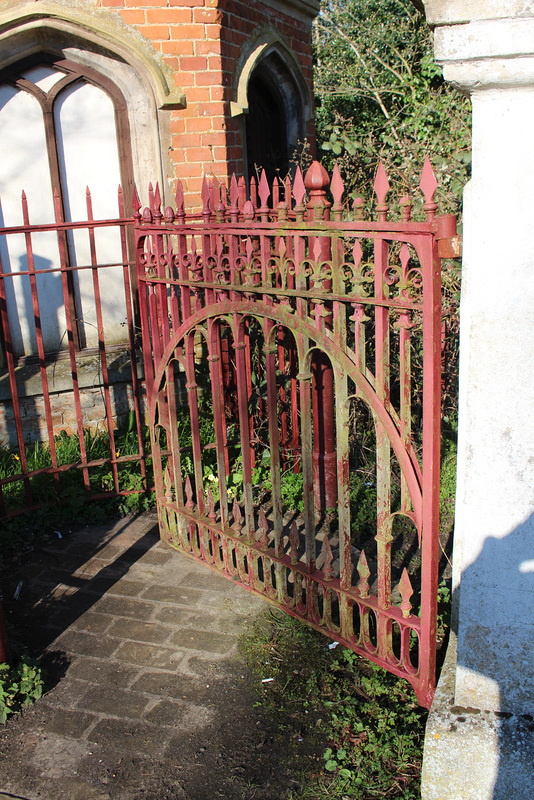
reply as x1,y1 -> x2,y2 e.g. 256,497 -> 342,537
419,3 -> 534,798
305,162 -> 337,512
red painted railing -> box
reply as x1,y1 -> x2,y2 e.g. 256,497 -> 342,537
136,158 -> 451,707
0,188 -> 147,517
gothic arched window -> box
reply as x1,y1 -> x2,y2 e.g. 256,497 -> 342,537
0,56 -> 134,356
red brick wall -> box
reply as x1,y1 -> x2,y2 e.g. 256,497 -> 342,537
95,0 -> 316,208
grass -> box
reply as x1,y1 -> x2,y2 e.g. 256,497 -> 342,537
0,414 -> 153,514
240,610 -> 429,799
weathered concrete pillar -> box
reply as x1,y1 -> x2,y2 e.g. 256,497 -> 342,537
420,3 -> 534,798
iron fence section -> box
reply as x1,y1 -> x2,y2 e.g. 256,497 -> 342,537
0,187 -> 148,518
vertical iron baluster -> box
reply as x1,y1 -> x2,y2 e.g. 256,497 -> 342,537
120,186 -> 147,490
53,188 -> 91,493
86,187 -> 119,494
373,164 -> 392,662
21,191 -> 60,497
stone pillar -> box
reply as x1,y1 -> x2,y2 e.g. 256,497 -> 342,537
420,3 -> 534,798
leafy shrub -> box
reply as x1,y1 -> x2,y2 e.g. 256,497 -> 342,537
0,655 -> 44,724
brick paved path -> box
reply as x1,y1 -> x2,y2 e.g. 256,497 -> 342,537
0,512 -> 281,800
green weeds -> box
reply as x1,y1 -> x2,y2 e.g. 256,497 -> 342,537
240,611 -> 427,799
0,655 -> 43,724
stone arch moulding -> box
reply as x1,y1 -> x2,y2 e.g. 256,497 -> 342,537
0,1 -> 186,109
232,31 -> 313,181
231,31 -> 312,124
0,1 -> 186,197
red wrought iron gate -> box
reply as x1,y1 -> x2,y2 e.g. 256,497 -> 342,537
135,159 -> 452,708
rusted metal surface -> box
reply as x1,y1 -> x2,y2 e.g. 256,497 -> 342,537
0,188 -> 147,517
136,159 -> 445,708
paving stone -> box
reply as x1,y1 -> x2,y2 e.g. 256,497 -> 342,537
38,706 -> 98,738
71,612 -> 114,635
179,570 -> 233,592
87,718 -> 171,758
140,585 -> 204,605
86,577 -> 146,597
154,607 -> 215,627
44,590 -> 102,620
155,606 -> 252,636
79,686 -> 151,719
92,595 -> 155,620
144,698 -> 214,729
31,734 -> 93,779
114,641 -> 184,670
106,618 -> 172,645
169,629 -> 235,654
41,680 -> 91,710
67,658 -> 141,688
136,549 -> 174,565
130,670 -> 206,701
53,631 -> 120,659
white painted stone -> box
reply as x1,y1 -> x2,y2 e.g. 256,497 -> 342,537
422,636 -> 534,800
423,0 -> 534,26
452,80 -> 534,719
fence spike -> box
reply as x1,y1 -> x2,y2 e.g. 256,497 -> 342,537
164,206 -> 175,223
250,175 -> 258,209
284,175 -> 292,209
153,183 -> 162,220
21,190 -> 28,221
398,568 -> 413,619
201,176 -> 211,217
331,164 -> 344,219
272,176 -> 280,209
238,175 -> 246,212
210,176 -> 219,216
293,166 -> 306,210
420,156 -> 438,219
258,170 -> 270,212
213,179 -> 225,222
132,185 -> 141,219
229,174 -> 239,217
373,162 -> 390,221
